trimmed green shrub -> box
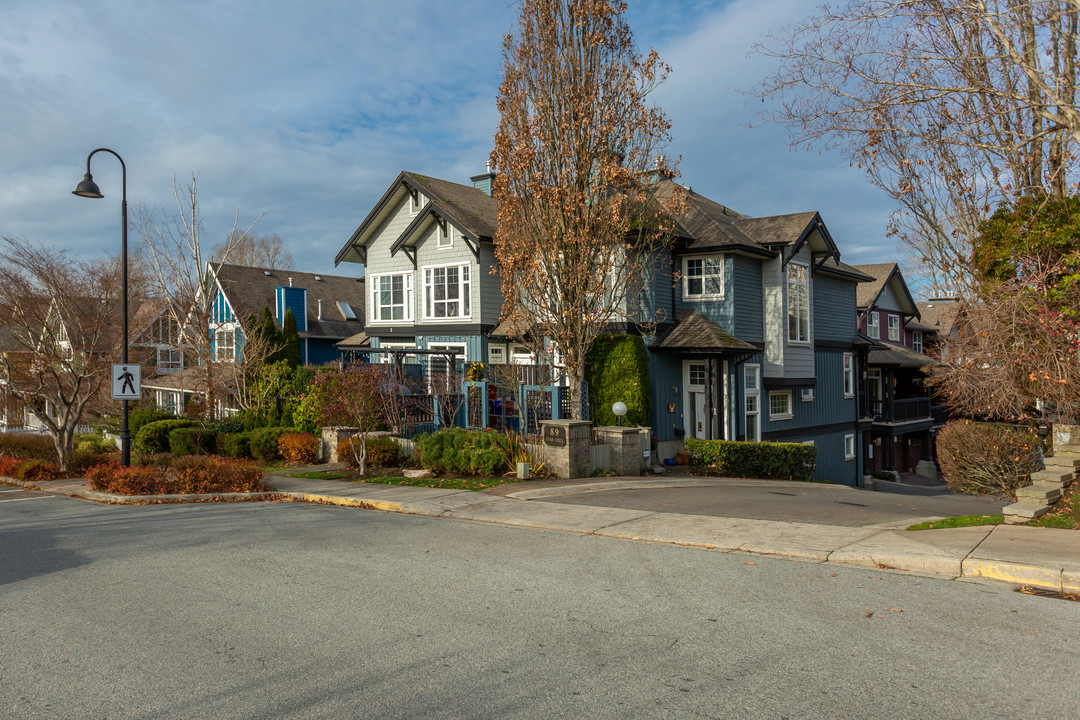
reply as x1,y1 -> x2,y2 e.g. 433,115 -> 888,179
129,408 -> 179,436
133,419 -> 196,454
936,420 -> 1041,498
219,432 -> 254,459
250,427 -> 291,461
585,335 -> 652,426
414,427 -> 508,476
168,427 -> 218,456
366,437 -> 402,467
75,434 -> 117,455
683,438 -> 817,482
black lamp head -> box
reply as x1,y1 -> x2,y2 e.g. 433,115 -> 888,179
72,172 -> 104,198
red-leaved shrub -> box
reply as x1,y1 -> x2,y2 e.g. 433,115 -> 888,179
277,432 -> 321,465
0,456 -> 23,478
85,456 -> 268,495
16,460 -> 60,483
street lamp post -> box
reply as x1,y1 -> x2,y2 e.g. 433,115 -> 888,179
73,148 -> 131,467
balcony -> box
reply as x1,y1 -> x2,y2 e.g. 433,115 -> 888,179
870,397 -> 932,423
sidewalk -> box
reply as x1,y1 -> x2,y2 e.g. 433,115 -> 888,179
9,471 -> 1080,595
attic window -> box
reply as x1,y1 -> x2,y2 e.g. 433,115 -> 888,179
336,301 -> 357,321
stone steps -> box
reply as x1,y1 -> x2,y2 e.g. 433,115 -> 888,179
1004,439 -> 1078,524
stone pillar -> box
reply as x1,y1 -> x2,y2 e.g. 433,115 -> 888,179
594,426 -> 643,477
540,419 -> 591,479
320,426 -> 359,463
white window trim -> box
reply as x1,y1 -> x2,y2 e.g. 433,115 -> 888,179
912,331 -> 923,354
843,352 -> 855,398
376,341 -> 415,364
867,311 -> 880,339
437,221 -> 454,250
844,433 -> 856,461
744,364 -> 760,442
422,262 -> 472,321
888,314 -> 901,342
369,272 -> 414,324
787,262 -> 811,345
488,344 -> 507,365
213,324 -> 237,363
682,254 -> 725,300
768,390 -> 793,421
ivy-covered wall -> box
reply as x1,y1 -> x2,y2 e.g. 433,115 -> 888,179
585,335 -> 652,426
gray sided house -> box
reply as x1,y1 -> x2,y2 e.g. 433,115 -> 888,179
647,184 -> 874,485
208,264 -> 365,367
335,170 -> 503,376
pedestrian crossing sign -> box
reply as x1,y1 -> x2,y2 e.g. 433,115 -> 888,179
112,364 -> 141,400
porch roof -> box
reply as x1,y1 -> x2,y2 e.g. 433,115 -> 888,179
651,311 -> 758,354
867,341 -> 933,368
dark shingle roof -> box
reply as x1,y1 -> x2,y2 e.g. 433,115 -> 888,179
853,263 -> 898,309
733,211 -> 820,247
867,341 -> 933,368
916,300 -> 962,338
403,172 -> 498,240
652,312 -> 758,353
213,264 -> 365,340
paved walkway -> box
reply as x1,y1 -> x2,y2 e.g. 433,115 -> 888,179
6,470 -> 1079,596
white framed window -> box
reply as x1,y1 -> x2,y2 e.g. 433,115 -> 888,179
912,331 -> 923,354
843,352 -> 855,397
409,191 -> 425,216
214,326 -> 235,362
371,273 -> 413,322
844,433 -> 856,460
769,391 -> 792,420
683,255 -> 724,298
888,314 -> 900,341
437,221 -> 453,249
376,342 -> 415,364
688,363 -> 707,389
157,346 -> 182,371
488,345 -> 506,365
510,344 -> 534,364
867,311 -> 880,339
787,263 -> 810,343
801,387 -> 814,402
423,264 -> 471,319
744,364 -> 760,441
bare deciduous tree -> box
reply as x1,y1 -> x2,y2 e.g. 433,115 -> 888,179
492,0 -> 682,418
134,174 -> 264,419
754,0 -> 1080,295
0,237 -> 135,469
211,229 -> 294,269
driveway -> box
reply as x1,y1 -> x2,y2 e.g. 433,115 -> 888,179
503,477 -> 1008,528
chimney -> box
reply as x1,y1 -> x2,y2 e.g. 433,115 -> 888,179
471,161 -> 496,197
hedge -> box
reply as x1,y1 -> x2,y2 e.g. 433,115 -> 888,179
0,433 -> 58,462
169,427 -> 218,456
585,335 -> 652,426
219,432 -> 254,459
129,408 -> 179,436
86,456 -> 268,495
250,427 -> 292,461
683,438 -> 817,482
936,420 -> 1041,498
133,419 -> 197,454
277,432 -> 321,465
414,427 -> 508,476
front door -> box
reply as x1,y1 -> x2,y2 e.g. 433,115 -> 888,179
684,360 -> 713,439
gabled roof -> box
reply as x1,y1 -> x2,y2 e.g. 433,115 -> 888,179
651,311 -> 758,354
335,171 -> 497,266
211,264 -> 365,340
818,258 -> 876,282
853,263 -> 919,317
916,299 -> 962,338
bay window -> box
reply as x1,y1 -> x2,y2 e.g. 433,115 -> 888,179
787,263 -> 809,342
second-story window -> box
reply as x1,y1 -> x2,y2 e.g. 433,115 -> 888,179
867,311 -> 880,339
214,326 -> 235,362
913,331 -> 923,354
371,273 -> 413,322
888,314 -> 900,341
424,264 -> 471,319
683,256 -> 724,298
843,352 -> 855,397
787,263 -> 810,343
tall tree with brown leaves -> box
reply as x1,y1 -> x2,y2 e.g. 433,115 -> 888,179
492,0 -> 680,419
754,0 -> 1080,296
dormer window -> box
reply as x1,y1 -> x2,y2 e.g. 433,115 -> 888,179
867,311 -> 880,339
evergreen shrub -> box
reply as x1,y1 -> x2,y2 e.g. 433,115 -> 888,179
219,432 -> 254,459
585,335 -> 652,426
129,408 -> 179,436
414,427 -> 507,476
133,419 -> 196,454
250,427 -> 291,461
683,438 -> 817,482
168,427 -> 218,456
365,437 -> 402,467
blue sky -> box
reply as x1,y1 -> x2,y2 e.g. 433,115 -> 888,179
1,0 -> 899,278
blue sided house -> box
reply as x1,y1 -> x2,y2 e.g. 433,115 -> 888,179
208,263 -> 366,366
335,168 -> 876,485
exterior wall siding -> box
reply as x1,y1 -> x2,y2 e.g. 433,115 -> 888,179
276,287 -> 308,331
876,282 -> 904,313
813,273 -> 857,343
647,350 -> 684,443
674,253 -> 734,332
732,254 -> 763,343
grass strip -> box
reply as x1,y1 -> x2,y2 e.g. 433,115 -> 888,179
907,514 -> 1004,531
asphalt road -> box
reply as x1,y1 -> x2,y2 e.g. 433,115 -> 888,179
2,496 -> 1077,719
540,480 -> 1008,527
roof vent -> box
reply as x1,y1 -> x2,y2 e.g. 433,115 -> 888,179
314,276 -> 322,281
288,277 -> 293,287
264,271 -> 272,276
